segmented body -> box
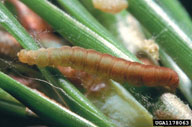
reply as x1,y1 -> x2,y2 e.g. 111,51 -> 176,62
17,46 -> 179,89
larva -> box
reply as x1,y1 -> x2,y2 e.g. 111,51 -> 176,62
92,0 -> 128,14
17,46 -> 179,90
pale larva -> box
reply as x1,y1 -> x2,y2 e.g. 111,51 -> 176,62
92,0 -> 128,14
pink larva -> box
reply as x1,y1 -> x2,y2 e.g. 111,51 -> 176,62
17,46 -> 179,90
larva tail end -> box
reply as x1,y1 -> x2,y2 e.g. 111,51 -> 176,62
170,75 -> 179,92
166,70 -> 179,92
17,50 -> 28,64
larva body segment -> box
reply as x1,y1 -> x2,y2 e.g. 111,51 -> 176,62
83,49 -> 102,74
17,46 -> 179,90
97,54 -> 115,78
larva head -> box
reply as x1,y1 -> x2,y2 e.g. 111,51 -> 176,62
17,49 -> 29,64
